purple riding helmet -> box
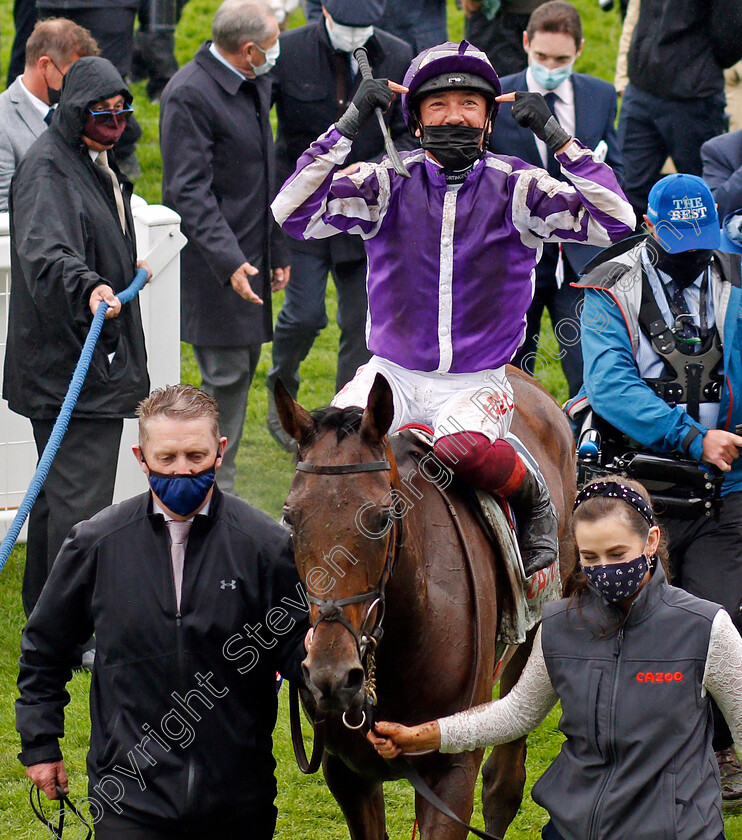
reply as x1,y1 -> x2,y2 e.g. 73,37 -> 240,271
401,40 -> 502,133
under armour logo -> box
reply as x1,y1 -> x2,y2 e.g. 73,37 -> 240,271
220,580 -> 236,590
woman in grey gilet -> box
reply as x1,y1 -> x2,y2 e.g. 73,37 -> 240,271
369,477 -> 742,840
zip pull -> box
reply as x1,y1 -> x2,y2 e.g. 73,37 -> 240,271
176,610 -> 182,628
614,627 -> 625,657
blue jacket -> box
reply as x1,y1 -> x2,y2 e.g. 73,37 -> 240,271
490,69 -> 622,276
568,240 -> 742,495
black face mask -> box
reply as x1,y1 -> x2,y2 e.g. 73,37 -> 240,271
44,59 -> 64,106
420,124 -> 486,172
46,85 -> 62,106
648,238 -> 713,289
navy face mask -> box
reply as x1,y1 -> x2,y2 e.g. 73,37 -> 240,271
146,452 -> 220,517
581,553 -> 650,604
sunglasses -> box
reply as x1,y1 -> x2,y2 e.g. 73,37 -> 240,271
30,783 -> 92,840
87,105 -> 134,126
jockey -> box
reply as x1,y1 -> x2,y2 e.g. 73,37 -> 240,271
272,40 -> 635,575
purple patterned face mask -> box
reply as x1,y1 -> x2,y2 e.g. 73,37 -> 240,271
581,553 -> 650,604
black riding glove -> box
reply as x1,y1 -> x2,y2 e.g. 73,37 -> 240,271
511,90 -> 572,153
336,78 -> 394,140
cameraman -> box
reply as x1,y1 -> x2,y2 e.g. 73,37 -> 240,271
573,173 -> 742,805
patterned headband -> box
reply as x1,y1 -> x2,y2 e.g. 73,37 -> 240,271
573,480 -> 655,526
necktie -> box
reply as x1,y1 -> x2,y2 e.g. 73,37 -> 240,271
96,150 -> 127,234
668,281 -> 700,344
543,92 -> 561,179
166,519 -> 192,611
44,108 -> 54,126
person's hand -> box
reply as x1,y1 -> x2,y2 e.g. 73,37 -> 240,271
336,79 -> 408,140
304,627 -> 314,652
136,260 -> 153,283
496,91 -> 573,154
230,262 -> 263,304
701,429 -> 742,472
89,284 -> 121,319
26,760 -> 68,800
271,266 -> 290,293
367,720 -> 441,759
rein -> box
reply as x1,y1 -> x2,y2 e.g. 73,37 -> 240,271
288,450 -> 504,840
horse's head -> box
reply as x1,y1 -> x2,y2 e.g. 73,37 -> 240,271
276,374 -> 399,721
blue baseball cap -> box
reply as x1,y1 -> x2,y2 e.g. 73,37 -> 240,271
646,174 -> 720,253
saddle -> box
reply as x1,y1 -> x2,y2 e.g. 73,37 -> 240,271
395,425 -> 561,654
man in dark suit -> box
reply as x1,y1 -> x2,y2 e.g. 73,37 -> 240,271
266,0 -> 413,451
702,129 -> 742,222
490,0 -> 622,396
0,17 -> 98,211
160,0 -> 289,495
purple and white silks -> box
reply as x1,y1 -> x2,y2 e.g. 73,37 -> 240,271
272,127 -> 635,375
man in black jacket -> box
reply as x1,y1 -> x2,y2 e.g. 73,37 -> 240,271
160,0 -> 289,495
17,384 -> 309,839
617,0 -> 742,222
266,0 -> 413,451
3,56 -> 150,619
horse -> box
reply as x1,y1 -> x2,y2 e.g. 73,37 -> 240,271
275,369 -> 576,840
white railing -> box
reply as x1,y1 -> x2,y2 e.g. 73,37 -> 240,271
0,197 -> 186,539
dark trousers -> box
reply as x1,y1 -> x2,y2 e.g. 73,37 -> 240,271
662,491 -> 742,751
617,83 -> 727,224
464,10 -> 531,77
131,0 -> 189,100
192,344 -> 262,495
267,246 -> 370,398
511,244 -> 583,398
37,6 -> 138,76
95,806 -> 277,839
25,417 -> 123,617
7,0 -> 37,86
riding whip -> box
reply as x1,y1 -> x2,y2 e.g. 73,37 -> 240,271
353,47 -> 411,179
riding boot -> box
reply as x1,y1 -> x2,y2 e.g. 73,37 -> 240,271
504,468 -> 559,577
434,431 -> 558,576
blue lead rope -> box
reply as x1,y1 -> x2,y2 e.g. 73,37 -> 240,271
0,267 -> 149,572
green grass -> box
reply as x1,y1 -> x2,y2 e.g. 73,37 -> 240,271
3,1 -> 742,837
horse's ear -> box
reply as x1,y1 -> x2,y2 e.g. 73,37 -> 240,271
360,373 -> 394,445
274,379 -> 314,447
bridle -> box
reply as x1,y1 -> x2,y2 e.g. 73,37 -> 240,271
289,450 -> 507,840
294,456 -> 405,729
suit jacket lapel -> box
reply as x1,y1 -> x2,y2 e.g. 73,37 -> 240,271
572,73 -> 589,147
9,77 -> 48,138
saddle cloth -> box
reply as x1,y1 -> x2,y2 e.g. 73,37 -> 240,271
396,426 -> 561,656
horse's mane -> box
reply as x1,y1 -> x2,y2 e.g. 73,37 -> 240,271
309,405 -> 364,444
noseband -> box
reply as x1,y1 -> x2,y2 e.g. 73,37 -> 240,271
296,457 -> 404,728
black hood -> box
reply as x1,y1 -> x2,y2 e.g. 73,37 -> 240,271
55,56 -> 132,144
